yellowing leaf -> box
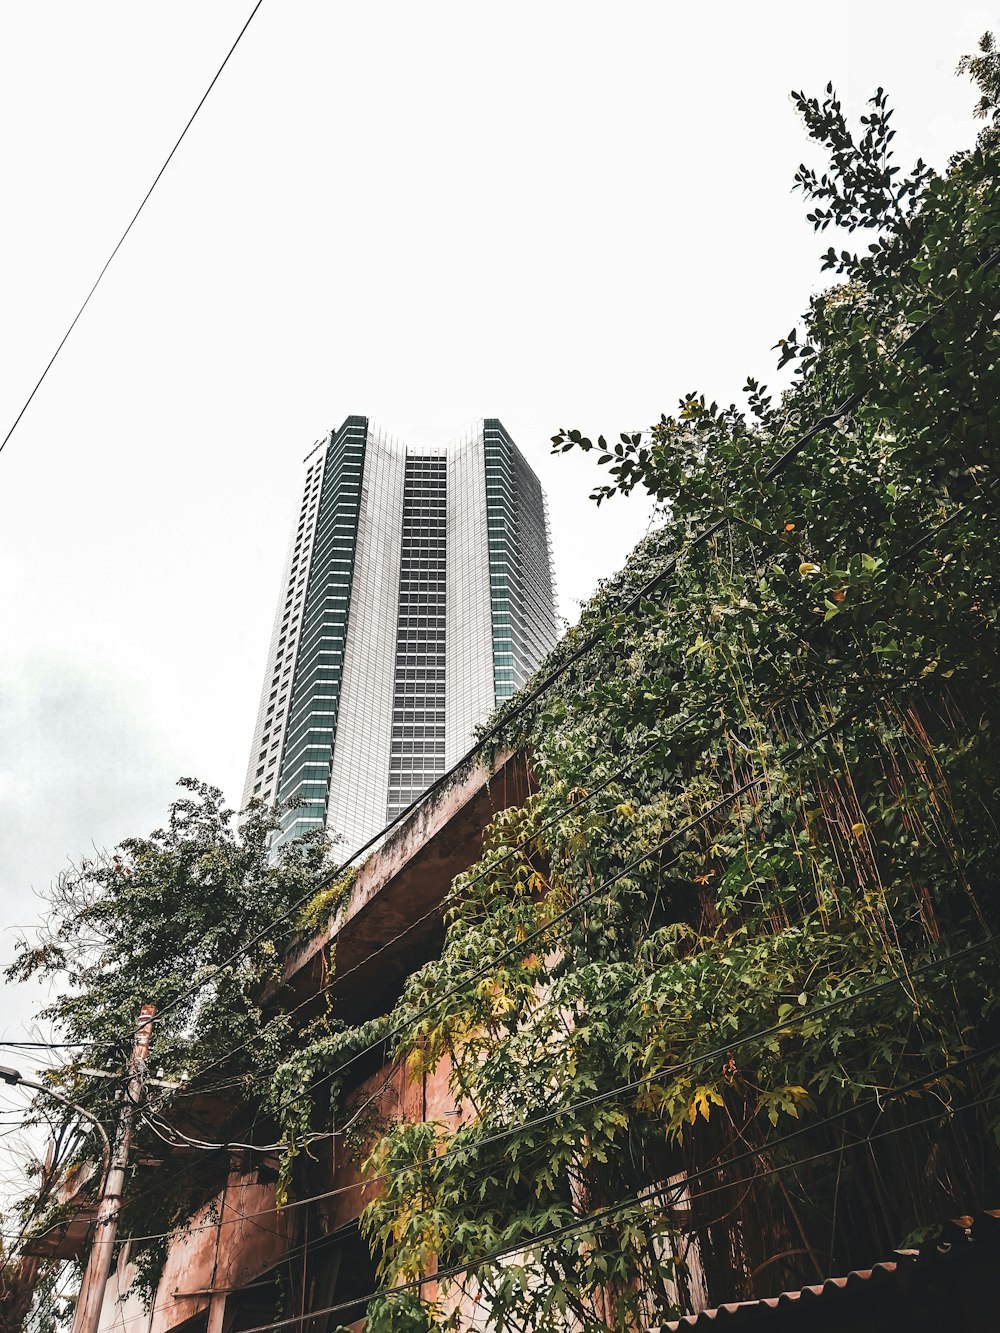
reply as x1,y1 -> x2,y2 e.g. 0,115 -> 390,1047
688,1085 -> 724,1123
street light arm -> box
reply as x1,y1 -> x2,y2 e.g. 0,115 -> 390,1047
6,1074 -> 112,1184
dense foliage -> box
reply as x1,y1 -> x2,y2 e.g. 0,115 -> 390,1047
8,38 -> 1000,1333
5,782 -> 339,1297
270,43 -> 1000,1331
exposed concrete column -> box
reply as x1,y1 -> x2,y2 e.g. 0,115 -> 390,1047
205,1291 -> 228,1333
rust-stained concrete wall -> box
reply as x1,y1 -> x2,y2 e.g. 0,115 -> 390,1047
96,1250 -> 151,1333
99,1171 -> 297,1333
95,749 -> 534,1333
318,1050 -> 467,1236
97,1172 -> 295,1333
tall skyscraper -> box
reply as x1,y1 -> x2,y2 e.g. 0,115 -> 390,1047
242,416 -> 559,853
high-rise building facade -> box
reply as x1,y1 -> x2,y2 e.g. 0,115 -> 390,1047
242,416 -> 559,853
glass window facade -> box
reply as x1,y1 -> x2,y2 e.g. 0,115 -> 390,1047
243,418 -> 558,856
241,439 -> 331,814
274,416 -> 367,847
445,428 -> 495,769
386,450 -> 448,823
325,429 -> 406,853
483,420 -> 559,701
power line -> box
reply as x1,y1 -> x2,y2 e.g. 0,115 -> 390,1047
677,1087 -> 1000,1218
0,0 -> 265,460
128,236 -> 1000,1044
116,928 -> 1000,1245
141,1057 -> 398,1159
0,1041 -> 91,1050
170,725 -> 704,1098
224,1041 -> 1000,1333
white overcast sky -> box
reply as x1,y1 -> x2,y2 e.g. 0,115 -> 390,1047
0,1 -> 991,1075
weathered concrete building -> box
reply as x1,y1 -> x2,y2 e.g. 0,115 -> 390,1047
94,750 -> 536,1333
25,739 -> 996,1333
242,416 -> 557,854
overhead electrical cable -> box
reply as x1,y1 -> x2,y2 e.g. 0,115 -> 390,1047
119,929 -> 1000,1241
0,1040 -> 92,1050
142,1058 -> 399,1155
33,1084 -> 994,1320
0,0 -> 265,460
125,238 -> 1000,1044
218,1040 -> 1000,1333
674,1087 -> 1000,1217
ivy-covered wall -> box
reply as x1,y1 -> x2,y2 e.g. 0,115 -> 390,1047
265,47 -> 1000,1333
9,40 -> 1000,1333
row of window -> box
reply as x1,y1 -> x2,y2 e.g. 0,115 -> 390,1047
386,459 -> 448,812
272,433 -> 367,845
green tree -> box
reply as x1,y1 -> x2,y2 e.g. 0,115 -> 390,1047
5,780 -> 338,1300
271,39 -> 1000,1331
8,37 -> 1000,1333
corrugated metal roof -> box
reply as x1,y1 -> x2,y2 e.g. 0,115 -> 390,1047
661,1211 -> 1000,1330
664,1260 -> 908,1328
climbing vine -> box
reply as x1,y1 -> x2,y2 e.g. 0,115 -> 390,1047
7,37 -> 1000,1333
269,40 -> 1000,1332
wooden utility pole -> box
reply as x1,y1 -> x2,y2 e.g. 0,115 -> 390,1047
72,1003 -> 155,1333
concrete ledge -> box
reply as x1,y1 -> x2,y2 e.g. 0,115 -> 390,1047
282,749 -> 535,1021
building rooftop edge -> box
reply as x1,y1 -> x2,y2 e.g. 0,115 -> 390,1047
298,416 -> 521,465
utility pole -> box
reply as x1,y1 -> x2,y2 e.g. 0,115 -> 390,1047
72,1003 -> 155,1333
